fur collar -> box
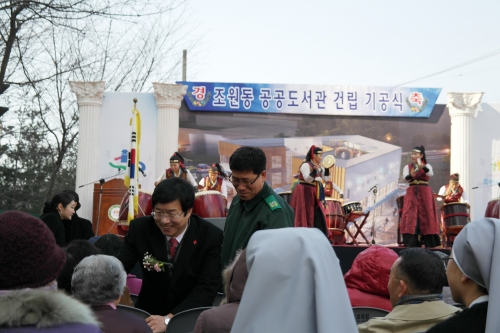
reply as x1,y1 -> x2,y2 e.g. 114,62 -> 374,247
0,289 -> 100,328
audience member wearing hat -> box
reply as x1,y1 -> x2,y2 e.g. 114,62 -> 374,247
72,255 -> 152,333
39,192 -> 77,247
60,189 -> 95,244
344,245 -> 399,311
437,173 -> 469,204
154,152 -> 197,187
427,218 -> 500,333
230,228 -> 358,333
0,211 -> 101,332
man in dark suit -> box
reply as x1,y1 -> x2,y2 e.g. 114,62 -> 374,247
118,177 -> 223,333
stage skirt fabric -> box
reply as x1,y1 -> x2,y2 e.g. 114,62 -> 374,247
400,185 -> 440,235
290,183 -> 329,237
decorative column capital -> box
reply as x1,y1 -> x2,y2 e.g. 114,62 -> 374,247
69,81 -> 105,106
447,92 -> 484,118
153,83 -> 187,108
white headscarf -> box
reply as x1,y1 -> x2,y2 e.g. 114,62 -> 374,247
230,228 -> 357,333
452,218 -> 500,333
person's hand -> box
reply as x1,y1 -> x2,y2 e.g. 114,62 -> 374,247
146,315 -> 167,333
410,170 -> 417,178
204,186 -> 209,191
154,181 -> 158,186
314,177 -> 322,182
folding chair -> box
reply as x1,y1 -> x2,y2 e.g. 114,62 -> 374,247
352,306 -> 389,324
116,304 -> 150,320
166,306 -> 212,333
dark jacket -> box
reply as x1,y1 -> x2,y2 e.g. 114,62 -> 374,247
0,289 -> 101,333
194,249 -> 248,333
62,212 -> 94,244
91,305 -> 152,333
39,207 -> 65,247
117,214 -> 223,316
426,301 -> 488,333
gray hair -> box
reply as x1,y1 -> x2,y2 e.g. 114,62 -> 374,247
71,255 -> 127,305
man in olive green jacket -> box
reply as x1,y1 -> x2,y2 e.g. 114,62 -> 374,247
357,248 -> 460,333
221,146 -> 294,269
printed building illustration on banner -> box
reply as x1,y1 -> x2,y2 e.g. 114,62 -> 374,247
218,135 -> 401,210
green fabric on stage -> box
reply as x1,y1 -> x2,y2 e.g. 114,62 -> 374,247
221,182 -> 294,269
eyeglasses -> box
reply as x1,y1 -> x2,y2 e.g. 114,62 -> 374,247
151,211 -> 184,221
229,174 -> 260,187
442,256 -> 454,268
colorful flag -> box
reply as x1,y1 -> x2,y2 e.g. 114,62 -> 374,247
124,100 -> 141,223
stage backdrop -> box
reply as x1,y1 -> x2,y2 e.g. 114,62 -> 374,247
472,103 -> 500,219
97,92 -> 157,194
179,102 -> 451,246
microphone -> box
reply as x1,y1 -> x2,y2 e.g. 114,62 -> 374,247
368,184 -> 378,193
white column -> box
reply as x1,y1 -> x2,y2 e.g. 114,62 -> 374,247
447,92 -> 483,220
152,83 -> 187,177
69,81 -> 105,220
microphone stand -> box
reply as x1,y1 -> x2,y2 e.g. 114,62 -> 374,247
368,185 -> 378,245
94,178 -> 106,236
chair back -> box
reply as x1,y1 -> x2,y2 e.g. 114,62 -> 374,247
130,293 -> 138,306
205,218 -> 226,231
116,304 -> 151,320
166,307 -> 212,333
352,307 -> 389,324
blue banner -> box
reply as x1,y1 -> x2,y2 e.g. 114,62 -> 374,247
177,81 -> 441,118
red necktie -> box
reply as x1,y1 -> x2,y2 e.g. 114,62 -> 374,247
169,238 -> 178,259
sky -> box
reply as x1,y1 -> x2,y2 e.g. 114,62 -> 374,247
183,0 -> 500,104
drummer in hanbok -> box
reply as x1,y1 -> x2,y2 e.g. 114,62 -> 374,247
290,146 -> 343,237
198,164 -> 229,198
400,146 -> 440,248
155,152 -> 197,187
437,173 -> 468,203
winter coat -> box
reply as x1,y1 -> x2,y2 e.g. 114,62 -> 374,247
344,245 -> 399,311
39,207 -> 66,247
0,289 -> 101,332
193,249 -> 248,333
62,212 -> 94,244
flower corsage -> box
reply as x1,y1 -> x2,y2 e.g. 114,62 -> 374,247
143,252 -> 169,272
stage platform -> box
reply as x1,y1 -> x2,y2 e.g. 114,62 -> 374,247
333,245 -> 450,274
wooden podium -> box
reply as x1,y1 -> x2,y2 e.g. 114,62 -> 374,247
92,178 -> 128,236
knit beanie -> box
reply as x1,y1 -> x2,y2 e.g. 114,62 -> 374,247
0,211 -> 66,289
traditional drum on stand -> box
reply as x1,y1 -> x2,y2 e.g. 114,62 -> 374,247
325,198 -> 346,236
279,191 -> 292,205
193,190 -> 226,218
396,195 -> 404,245
442,202 -> 470,247
342,201 -> 362,215
117,190 -> 153,236
485,199 -> 500,219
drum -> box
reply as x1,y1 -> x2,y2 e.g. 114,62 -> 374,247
325,198 -> 345,236
279,191 -> 292,205
342,202 -> 363,215
396,195 -> 405,245
193,190 -> 226,218
485,199 -> 500,219
117,190 -> 153,236
442,202 -> 469,244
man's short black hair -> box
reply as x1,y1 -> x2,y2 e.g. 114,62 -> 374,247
397,248 -> 447,294
152,177 -> 195,213
229,146 -> 266,175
